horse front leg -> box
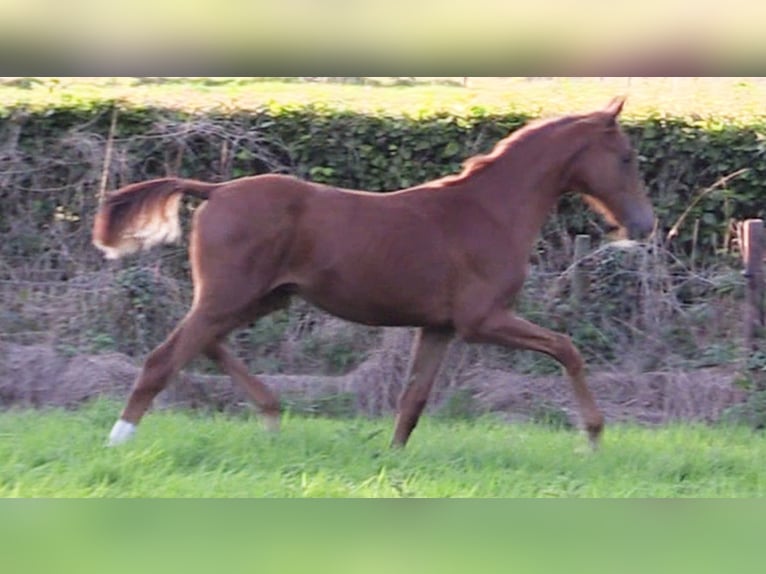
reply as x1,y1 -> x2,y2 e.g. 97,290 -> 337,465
462,311 -> 604,449
391,327 -> 453,448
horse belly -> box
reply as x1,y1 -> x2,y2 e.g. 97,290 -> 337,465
300,292 -> 446,327
295,267 -> 451,328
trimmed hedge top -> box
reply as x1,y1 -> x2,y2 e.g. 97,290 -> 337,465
3,77 -> 766,124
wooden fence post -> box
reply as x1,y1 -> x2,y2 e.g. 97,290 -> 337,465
741,219 -> 765,352
572,234 -> 591,307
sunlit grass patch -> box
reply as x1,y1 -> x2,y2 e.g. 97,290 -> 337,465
0,400 -> 763,497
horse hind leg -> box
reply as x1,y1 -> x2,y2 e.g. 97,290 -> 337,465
107,288 -> 291,446
202,289 -> 291,432
391,327 -> 453,448
107,307 -> 236,446
204,343 -> 281,432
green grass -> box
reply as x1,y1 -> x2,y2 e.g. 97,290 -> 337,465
3,77 -> 766,122
0,400 -> 763,497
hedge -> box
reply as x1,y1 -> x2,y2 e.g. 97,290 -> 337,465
2,99 -> 766,270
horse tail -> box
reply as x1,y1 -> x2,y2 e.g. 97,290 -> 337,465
93,177 -> 219,259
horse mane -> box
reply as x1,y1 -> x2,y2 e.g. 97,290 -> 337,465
442,113 -> 587,185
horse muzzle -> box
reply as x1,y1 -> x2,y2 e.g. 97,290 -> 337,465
626,210 -> 656,240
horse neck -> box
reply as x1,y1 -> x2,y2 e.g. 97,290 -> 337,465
470,121 -> 591,235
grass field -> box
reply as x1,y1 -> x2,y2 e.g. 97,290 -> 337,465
0,400 -> 763,497
2,77 -> 766,121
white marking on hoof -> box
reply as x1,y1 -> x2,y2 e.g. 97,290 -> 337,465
107,419 -> 136,447
263,413 -> 281,433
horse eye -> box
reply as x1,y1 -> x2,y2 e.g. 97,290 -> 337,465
621,154 -> 632,165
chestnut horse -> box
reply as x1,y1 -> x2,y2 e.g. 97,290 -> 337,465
94,97 -> 654,449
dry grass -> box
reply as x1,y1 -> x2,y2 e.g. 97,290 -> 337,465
0,335 -> 745,425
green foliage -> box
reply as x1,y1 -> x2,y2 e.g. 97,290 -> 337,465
299,337 -> 360,375
238,311 -> 291,372
111,266 -> 179,355
435,388 -> 482,421
721,390 -> 766,430
281,391 -> 358,419
529,401 -> 574,430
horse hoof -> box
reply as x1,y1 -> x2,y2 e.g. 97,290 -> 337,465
263,413 -> 281,433
584,417 -> 603,452
586,427 -> 602,453
107,419 -> 136,447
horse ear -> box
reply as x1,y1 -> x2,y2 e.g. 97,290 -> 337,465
604,96 -> 626,124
